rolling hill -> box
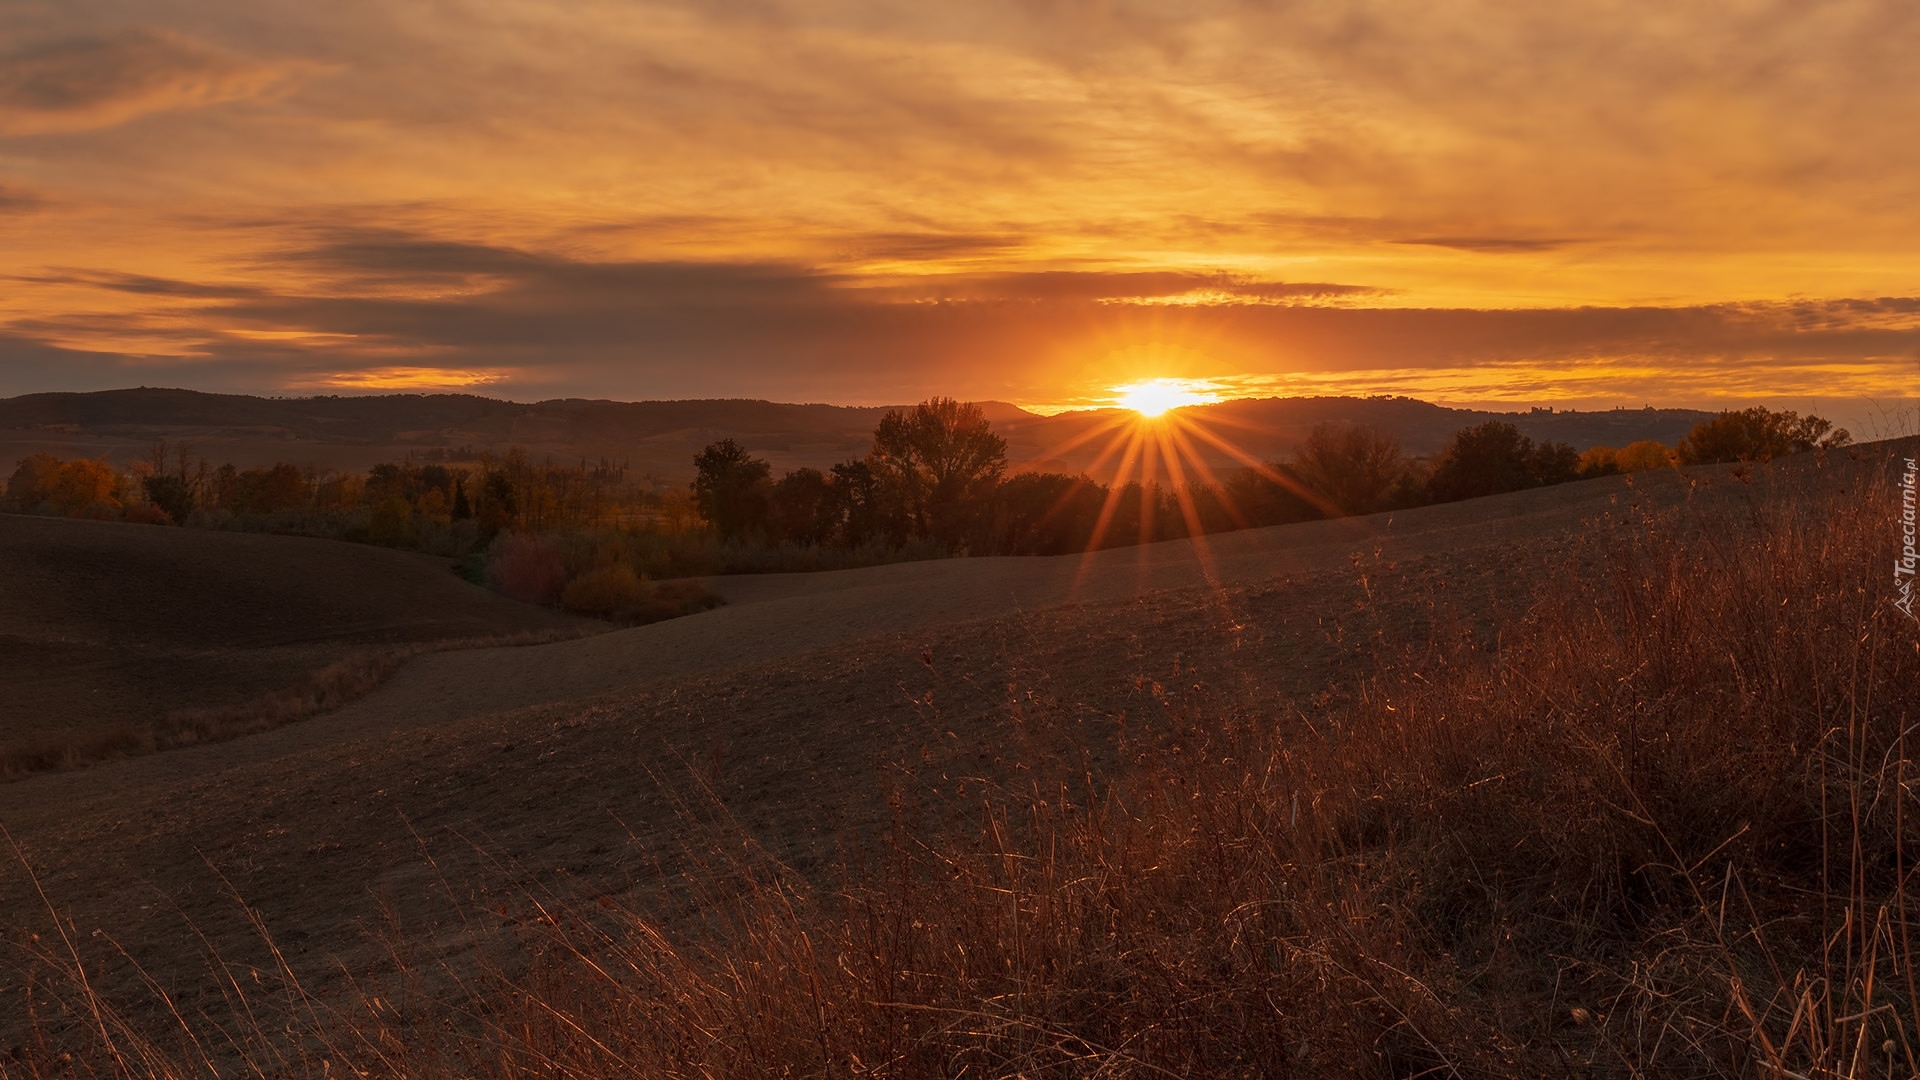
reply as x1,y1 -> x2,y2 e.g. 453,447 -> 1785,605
0,387 -> 1717,487
0,512 -> 593,772
0,436 -> 1904,1074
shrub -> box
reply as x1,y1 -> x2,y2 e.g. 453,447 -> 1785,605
560,564 -> 651,615
488,532 -> 569,605
1616,438 -> 1675,471
560,564 -> 721,623
1577,443 -> 1621,477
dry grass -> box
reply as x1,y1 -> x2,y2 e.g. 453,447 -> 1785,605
7,450 -> 1918,1078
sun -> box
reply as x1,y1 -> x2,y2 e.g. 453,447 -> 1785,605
1112,378 -> 1222,417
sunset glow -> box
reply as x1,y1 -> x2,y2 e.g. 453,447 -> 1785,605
1113,379 -> 1224,418
0,3 -> 1916,428
291,367 -> 511,391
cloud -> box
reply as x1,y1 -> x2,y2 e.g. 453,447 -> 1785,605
0,30 -> 304,136
6,225 -> 1919,417
827,232 -> 1027,263
1392,236 -> 1580,253
0,185 -> 40,212
10,269 -> 269,300
866,270 -> 1379,304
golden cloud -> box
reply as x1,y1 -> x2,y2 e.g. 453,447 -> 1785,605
0,30 -> 309,136
291,367 -> 512,391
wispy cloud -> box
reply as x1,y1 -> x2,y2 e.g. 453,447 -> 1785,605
0,30 -> 312,135
4,223 -> 1917,419
2,1 -> 1918,413
1392,236 -> 1581,254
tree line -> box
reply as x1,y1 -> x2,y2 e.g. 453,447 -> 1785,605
688,399 -> 1853,557
4,400 -> 1852,570
3,443 -> 693,548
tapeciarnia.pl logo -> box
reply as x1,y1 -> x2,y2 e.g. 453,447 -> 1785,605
1898,457 -> 1919,621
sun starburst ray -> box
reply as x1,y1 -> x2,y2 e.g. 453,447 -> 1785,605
1152,422 -> 1222,590
1172,416 -> 1346,521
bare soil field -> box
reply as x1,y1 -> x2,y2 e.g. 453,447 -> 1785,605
0,444 -> 1898,1072
0,515 -> 593,771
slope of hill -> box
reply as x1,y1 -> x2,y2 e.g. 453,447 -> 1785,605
0,438 -> 1899,1073
0,513 -> 593,770
0,387 -> 1716,487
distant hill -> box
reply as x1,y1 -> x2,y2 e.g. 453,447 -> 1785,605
0,387 -> 1718,487
1000,397 -> 1716,476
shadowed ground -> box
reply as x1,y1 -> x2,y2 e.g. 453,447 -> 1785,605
0,448 -> 1885,1053
0,514 -> 592,762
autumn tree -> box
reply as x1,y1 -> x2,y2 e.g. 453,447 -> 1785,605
5,453 -> 60,512
1677,407 -> 1851,465
692,438 -> 772,540
868,398 -> 1007,546
42,458 -> 124,516
1580,439 -> 1674,477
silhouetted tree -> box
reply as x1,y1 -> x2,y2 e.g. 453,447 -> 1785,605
417,464 -> 453,497
1291,423 -> 1406,516
1215,465 -> 1325,529
1428,422 -> 1539,502
826,459 -> 884,547
1677,407 -> 1851,465
982,472 -> 1105,555
480,469 -> 517,531
1428,421 -> 1587,502
769,467 -> 834,546
141,473 -> 194,523
1530,439 -> 1581,486
692,438 -> 772,540
1098,481 -> 1184,548
869,398 -> 1007,546
232,463 -> 308,514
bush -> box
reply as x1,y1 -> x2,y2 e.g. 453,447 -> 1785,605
560,564 -> 651,615
560,564 -> 721,624
488,533 -> 569,605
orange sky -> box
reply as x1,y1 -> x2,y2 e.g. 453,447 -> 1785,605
3,2 -> 1919,430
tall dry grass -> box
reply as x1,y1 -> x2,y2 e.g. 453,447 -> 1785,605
8,449 -> 1918,1078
